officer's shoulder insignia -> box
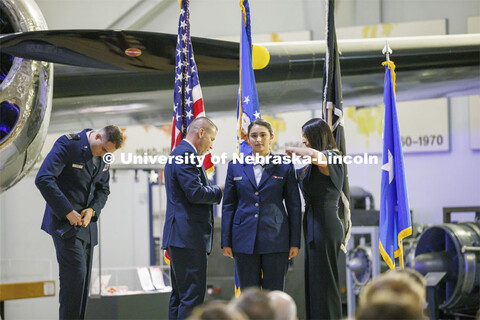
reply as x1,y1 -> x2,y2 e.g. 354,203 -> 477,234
65,133 -> 80,140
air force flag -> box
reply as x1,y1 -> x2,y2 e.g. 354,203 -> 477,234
379,61 -> 412,269
236,0 -> 261,156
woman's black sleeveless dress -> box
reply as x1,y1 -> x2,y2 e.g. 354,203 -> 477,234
297,150 -> 344,320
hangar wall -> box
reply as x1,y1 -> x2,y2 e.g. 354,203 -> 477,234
347,97 -> 480,224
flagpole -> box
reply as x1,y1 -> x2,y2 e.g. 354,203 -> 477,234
237,7 -> 244,155
381,41 -> 408,269
324,0 -> 335,129
234,0 -> 261,295
327,103 -> 333,129
382,40 -> 392,62
321,0 -> 351,253
382,40 -> 399,268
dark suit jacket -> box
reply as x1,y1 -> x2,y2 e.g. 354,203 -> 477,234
221,155 -> 301,254
36,129 -> 110,246
161,140 -> 223,254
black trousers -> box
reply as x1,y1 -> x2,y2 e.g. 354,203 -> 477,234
52,236 -> 93,320
233,252 -> 289,291
304,208 -> 343,320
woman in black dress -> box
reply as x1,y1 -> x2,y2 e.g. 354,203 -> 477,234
286,118 -> 344,319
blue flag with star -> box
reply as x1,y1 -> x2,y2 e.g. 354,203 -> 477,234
379,61 -> 412,269
237,0 -> 260,155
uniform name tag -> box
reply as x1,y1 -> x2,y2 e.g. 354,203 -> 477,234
72,164 -> 83,169
233,177 -> 243,181
273,176 -> 284,179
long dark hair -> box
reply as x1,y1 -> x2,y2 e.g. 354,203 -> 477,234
302,118 -> 338,152
300,118 -> 339,179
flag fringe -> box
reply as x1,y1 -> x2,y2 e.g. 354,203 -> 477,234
379,221 -> 412,269
205,166 -> 215,174
239,0 -> 247,26
340,191 -> 351,253
394,226 -> 413,259
379,240 -> 395,270
382,61 -> 396,97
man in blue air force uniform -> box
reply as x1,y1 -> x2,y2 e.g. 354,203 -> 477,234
162,117 -> 223,320
36,125 -> 123,320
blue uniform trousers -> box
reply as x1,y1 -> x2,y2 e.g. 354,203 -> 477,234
52,235 -> 93,320
233,252 -> 289,291
167,246 -> 208,320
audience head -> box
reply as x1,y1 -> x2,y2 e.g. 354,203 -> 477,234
268,290 -> 298,320
301,118 -> 337,151
356,269 -> 426,320
356,290 -> 424,320
387,267 -> 426,300
229,287 -> 275,320
188,300 -> 247,320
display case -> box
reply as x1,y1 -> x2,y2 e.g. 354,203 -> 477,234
86,265 -> 171,319
89,265 -> 171,296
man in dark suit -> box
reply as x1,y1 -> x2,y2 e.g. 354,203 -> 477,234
162,117 -> 223,320
36,125 -> 123,320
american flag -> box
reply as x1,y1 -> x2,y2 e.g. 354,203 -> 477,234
165,0 -> 213,267
171,0 -> 214,173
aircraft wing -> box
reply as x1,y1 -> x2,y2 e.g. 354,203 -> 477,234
1,29 -> 479,133
34,33 -> 480,131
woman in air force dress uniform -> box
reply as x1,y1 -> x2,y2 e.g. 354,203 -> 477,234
221,119 -> 302,291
